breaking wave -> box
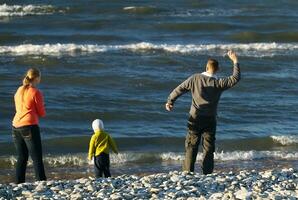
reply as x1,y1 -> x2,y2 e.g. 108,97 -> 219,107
0,4 -> 64,17
271,135 -> 298,146
169,8 -> 243,17
1,150 -> 297,169
1,42 -> 298,57
161,151 -> 298,161
123,6 -> 161,15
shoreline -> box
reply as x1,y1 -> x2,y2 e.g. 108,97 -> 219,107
0,168 -> 297,199
1,159 -> 297,184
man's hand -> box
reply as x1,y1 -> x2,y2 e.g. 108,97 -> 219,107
165,103 -> 173,111
227,50 -> 238,64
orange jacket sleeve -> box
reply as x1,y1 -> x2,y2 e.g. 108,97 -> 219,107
34,90 -> 46,117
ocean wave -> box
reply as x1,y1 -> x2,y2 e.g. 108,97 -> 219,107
4,153 -> 147,168
2,150 -> 297,169
169,8 -> 243,17
1,42 -> 298,57
271,135 -> 298,145
229,31 -> 298,43
156,22 -> 233,31
123,6 -> 161,15
161,151 -> 298,161
168,8 -> 298,18
0,4 -> 63,17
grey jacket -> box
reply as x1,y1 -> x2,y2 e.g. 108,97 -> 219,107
167,63 -> 241,118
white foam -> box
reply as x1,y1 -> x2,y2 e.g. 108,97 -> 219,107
168,8 -> 298,18
0,43 -> 106,56
169,8 -> 243,17
1,42 -> 298,57
110,152 -> 144,164
5,153 -> 147,167
160,152 -> 185,161
271,135 -> 298,145
43,153 -> 143,166
123,6 -> 156,11
7,155 -> 88,167
161,150 -> 298,161
123,7 -> 138,10
4,150 -> 298,168
0,4 -> 60,17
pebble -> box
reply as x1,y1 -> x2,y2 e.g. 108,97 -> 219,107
86,185 -> 94,191
150,187 -> 160,193
234,188 -> 252,199
170,174 -> 180,182
110,193 -> 122,200
209,192 -> 223,199
50,186 -> 60,192
70,193 -> 82,200
35,184 -> 46,192
0,168 -> 296,199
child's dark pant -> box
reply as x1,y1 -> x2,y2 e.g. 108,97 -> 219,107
94,153 -> 111,178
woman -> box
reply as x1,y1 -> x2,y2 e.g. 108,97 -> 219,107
12,68 -> 46,183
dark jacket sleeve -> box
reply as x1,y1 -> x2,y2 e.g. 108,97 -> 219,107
215,63 -> 241,91
167,75 -> 194,105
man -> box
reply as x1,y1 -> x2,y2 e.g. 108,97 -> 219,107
165,50 -> 241,174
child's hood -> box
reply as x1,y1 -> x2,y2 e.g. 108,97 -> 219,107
92,119 -> 104,132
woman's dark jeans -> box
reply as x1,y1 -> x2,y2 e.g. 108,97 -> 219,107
12,125 -> 46,183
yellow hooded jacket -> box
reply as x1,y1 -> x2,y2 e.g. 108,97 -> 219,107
88,130 -> 118,160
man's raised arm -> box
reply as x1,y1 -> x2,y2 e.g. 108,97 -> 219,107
216,50 -> 241,90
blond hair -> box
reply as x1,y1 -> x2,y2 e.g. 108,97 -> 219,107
20,68 -> 41,101
22,68 -> 41,87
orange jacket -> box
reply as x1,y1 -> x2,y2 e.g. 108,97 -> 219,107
12,86 -> 46,128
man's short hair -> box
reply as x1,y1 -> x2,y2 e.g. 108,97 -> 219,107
207,59 -> 219,72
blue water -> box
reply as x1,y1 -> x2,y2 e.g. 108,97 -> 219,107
0,1 -> 297,150
1,1 -> 298,182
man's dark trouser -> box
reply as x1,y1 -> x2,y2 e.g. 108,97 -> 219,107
94,153 -> 111,178
12,125 -> 47,183
183,116 -> 216,175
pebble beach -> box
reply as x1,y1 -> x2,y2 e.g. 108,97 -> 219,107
0,168 -> 297,200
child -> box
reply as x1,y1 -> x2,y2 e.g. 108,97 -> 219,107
88,119 -> 118,178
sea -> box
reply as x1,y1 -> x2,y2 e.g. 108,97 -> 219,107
0,1 -> 297,183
